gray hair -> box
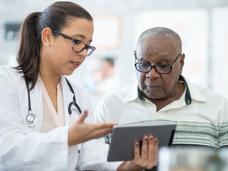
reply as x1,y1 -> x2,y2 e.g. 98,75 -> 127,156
137,27 -> 182,52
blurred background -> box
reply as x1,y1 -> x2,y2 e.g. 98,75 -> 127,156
1,0 -> 228,107
159,147 -> 228,171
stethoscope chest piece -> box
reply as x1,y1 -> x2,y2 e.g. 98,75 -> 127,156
26,110 -> 36,128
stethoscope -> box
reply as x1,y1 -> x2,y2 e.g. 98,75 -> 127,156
25,78 -> 82,128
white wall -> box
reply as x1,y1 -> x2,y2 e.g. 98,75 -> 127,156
1,0 -> 228,104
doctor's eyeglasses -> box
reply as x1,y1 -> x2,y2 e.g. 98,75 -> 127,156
53,31 -> 96,56
134,50 -> 181,74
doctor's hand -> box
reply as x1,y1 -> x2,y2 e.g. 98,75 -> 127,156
68,110 -> 114,146
117,135 -> 158,171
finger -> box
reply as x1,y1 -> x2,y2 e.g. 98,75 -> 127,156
77,110 -> 88,123
96,122 -> 115,129
134,141 -> 140,159
88,122 -> 114,131
90,127 -> 113,139
141,136 -> 149,160
153,138 -> 159,165
148,135 -> 155,161
148,136 -> 158,168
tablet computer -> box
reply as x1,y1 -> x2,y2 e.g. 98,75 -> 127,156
107,124 -> 176,161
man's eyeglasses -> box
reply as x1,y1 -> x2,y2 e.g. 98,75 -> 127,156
134,50 -> 181,74
53,31 -> 96,56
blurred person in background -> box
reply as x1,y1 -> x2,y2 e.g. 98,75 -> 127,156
92,57 -> 119,93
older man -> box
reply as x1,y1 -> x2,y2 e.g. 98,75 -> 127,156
94,27 -> 228,169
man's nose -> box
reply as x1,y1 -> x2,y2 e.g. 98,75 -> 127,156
146,67 -> 160,79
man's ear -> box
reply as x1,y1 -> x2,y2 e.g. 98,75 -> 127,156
41,27 -> 54,47
179,53 -> 185,74
180,53 -> 185,67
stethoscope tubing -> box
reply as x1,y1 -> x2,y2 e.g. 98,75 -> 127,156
25,78 -> 82,127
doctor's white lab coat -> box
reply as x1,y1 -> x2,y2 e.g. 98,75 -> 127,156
0,66 -> 119,171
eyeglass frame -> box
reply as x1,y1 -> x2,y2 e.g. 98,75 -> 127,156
53,30 -> 96,56
134,50 -> 182,74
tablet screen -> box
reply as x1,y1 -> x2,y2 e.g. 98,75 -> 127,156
107,124 -> 176,161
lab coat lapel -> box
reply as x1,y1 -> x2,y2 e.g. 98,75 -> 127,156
27,79 -> 43,131
60,77 -> 74,125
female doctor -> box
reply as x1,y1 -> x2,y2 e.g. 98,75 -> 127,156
0,1 -> 158,171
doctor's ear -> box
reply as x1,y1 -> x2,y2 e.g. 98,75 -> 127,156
41,27 -> 54,47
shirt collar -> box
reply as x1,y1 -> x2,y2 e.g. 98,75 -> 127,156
123,75 -> 207,104
122,83 -> 139,102
184,76 -> 207,103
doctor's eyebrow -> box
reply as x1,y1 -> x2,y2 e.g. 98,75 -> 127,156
71,34 -> 92,43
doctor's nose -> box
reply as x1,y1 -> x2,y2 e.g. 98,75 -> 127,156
76,48 -> 88,59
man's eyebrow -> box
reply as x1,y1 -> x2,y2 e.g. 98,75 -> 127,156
156,53 -> 175,61
141,56 -> 172,64
158,56 -> 172,61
